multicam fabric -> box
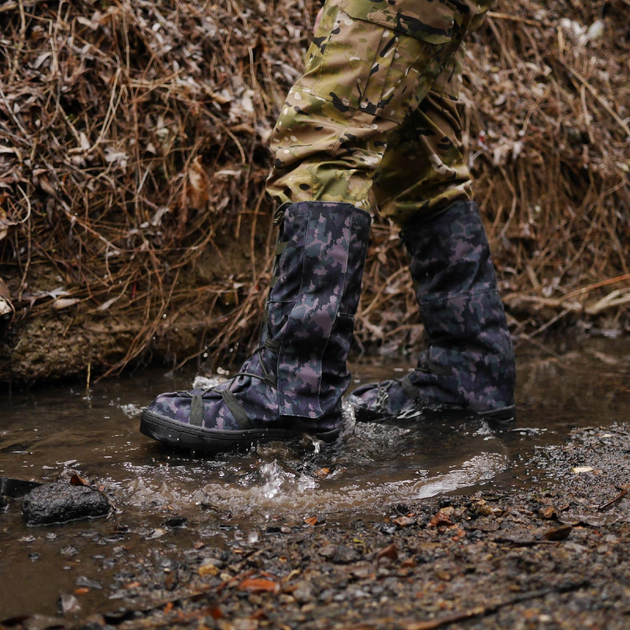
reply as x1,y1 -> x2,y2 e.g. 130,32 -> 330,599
340,0 -> 493,43
145,201 -> 371,433
267,0 -> 493,225
349,201 -> 516,417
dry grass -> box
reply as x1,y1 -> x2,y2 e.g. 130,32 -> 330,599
0,0 -> 628,378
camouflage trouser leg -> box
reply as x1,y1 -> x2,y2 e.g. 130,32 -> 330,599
372,46 -> 472,225
266,0 -> 490,226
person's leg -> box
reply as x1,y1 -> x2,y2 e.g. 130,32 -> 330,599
266,0 -> 455,210
141,0 -> 484,452
373,46 -> 472,225
349,48 -> 516,422
141,200 -> 371,453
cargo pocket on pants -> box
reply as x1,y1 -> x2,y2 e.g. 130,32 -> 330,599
335,0 -> 456,123
339,0 -> 455,45
296,6 -> 402,115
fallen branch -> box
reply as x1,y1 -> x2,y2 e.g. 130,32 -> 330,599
487,11 -> 543,26
0,0 -> 45,13
598,486 -> 629,512
585,291 -> 630,316
562,274 -> 630,302
403,580 -> 590,630
493,537 -> 560,547
562,63 -> 630,139
504,295 -> 582,312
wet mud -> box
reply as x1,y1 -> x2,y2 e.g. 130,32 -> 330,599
1,337 -> 630,629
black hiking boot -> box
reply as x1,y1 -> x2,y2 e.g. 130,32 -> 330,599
348,201 -> 516,423
141,201 -> 371,453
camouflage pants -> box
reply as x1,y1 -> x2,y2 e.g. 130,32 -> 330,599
267,0 -> 491,226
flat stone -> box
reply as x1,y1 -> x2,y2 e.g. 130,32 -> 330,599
319,544 -> 337,559
22,482 -> 110,526
293,581 -> 314,604
332,544 -> 360,564
76,576 -> 103,590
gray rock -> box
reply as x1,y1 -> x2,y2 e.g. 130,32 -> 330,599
293,581 -> 314,604
333,544 -> 360,564
22,482 -> 110,526
318,544 -> 337,559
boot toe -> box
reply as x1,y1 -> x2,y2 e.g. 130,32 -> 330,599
145,391 -> 193,425
348,383 -> 389,422
141,387 -> 256,453
145,388 -> 245,431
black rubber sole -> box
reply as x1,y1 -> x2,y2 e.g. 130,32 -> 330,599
140,409 -> 340,455
350,397 -> 516,425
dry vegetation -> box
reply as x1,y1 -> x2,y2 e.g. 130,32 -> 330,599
0,0 -> 628,381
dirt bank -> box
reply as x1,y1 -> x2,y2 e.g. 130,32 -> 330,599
1,0 -> 629,384
0,225 -> 269,384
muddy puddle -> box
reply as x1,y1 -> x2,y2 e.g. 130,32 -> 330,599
1,336 -> 630,620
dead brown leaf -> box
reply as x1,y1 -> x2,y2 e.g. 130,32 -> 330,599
393,516 -> 416,528
70,473 -> 90,487
238,578 -> 281,594
198,562 -> 219,577
182,157 -> 209,212
429,507 -> 454,528
540,506 -> 559,520
376,543 -> 398,563
543,525 -> 573,541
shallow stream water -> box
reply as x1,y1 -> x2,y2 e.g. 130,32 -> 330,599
1,336 -> 630,619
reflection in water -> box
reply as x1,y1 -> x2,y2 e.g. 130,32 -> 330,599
1,336 -> 630,618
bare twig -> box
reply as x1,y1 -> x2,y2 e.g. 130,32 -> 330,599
402,580 -> 590,630
598,486 -> 629,512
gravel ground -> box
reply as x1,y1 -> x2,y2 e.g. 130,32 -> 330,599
4,425 -> 630,630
